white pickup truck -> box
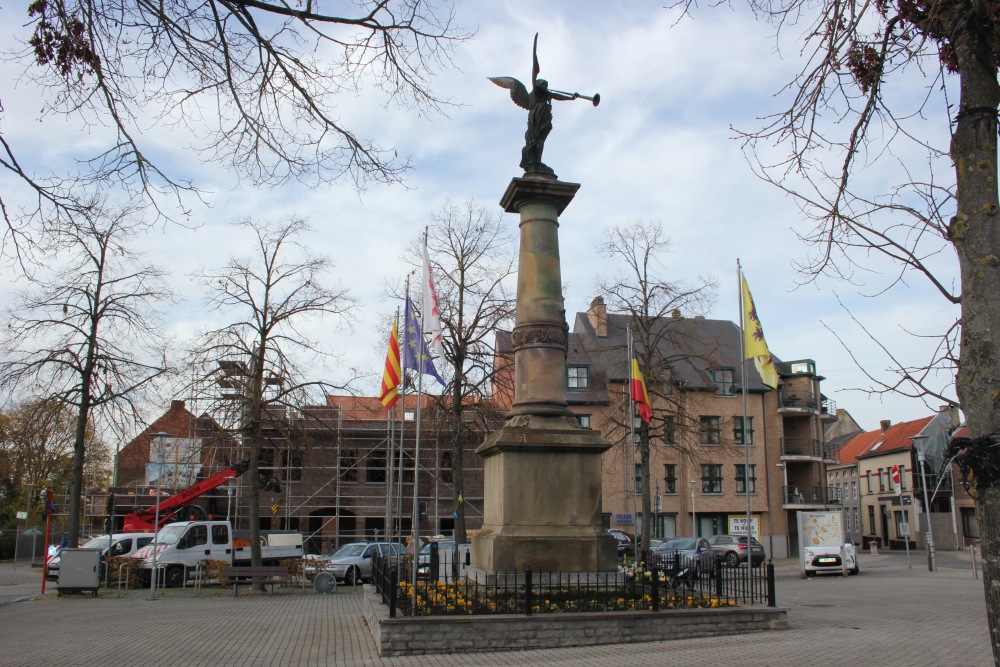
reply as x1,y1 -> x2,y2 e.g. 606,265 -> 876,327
131,520 -> 303,588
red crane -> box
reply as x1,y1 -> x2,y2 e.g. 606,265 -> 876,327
121,460 -> 256,532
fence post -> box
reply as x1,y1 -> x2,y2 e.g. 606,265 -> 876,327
389,568 -> 397,618
766,561 -> 776,607
650,565 -> 660,611
714,560 -> 723,598
524,567 -> 533,616
430,542 -> 440,584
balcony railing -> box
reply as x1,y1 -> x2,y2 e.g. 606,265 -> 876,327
782,485 -> 840,505
780,437 -> 823,458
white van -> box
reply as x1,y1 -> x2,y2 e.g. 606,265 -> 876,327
46,532 -> 155,581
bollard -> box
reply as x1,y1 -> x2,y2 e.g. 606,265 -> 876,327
524,567 -> 533,616
650,566 -> 660,611
766,561 -> 776,607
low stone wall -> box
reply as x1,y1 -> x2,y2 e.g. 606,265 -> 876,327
363,588 -> 788,656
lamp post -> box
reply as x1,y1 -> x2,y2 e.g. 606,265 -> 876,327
912,435 -> 936,572
149,432 -> 168,598
690,480 -> 697,536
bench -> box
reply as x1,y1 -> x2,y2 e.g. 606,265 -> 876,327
220,566 -> 289,596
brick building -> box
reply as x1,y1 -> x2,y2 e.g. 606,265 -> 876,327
521,297 -> 842,559
114,396 -> 486,554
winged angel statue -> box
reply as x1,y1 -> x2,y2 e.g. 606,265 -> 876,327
489,34 -> 599,176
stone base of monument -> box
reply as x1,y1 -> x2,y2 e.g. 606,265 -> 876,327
471,415 -> 619,574
363,586 -> 789,657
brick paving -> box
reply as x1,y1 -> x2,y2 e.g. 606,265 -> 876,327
0,552 -> 992,666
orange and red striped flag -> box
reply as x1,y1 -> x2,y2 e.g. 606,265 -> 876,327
630,359 -> 652,424
378,320 -> 401,409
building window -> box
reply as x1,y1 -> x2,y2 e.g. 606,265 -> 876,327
710,367 -> 736,395
280,449 -> 303,482
962,508 -> 981,539
440,451 -> 453,484
733,416 -> 754,445
576,414 -> 591,428
663,464 -> 677,494
866,473 -> 872,494
567,366 -> 589,389
634,463 -> 643,490
735,464 -> 757,494
852,480 -> 857,499
701,464 -> 722,494
699,416 -> 721,445
341,448 -> 358,482
662,415 -> 675,445
878,469 -> 885,492
899,465 -> 906,490
367,450 -> 386,484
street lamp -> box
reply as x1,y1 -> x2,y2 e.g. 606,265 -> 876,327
690,480 -> 697,536
911,435 -> 937,572
149,432 -> 169,598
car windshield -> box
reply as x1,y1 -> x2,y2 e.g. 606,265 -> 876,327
332,543 -> 367,558
153,525 -> 185,546
661,538 -> 696,550
82,536 -> 116,549
419,541 -> 455,555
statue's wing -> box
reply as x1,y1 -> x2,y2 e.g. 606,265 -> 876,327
488,76 -> 530,110
532,33 -> 540,86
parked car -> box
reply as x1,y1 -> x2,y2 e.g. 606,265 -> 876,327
803,533 -> 859,576
318,541 -> 404,586
607,530 -> 635,557
650,537 -> 716,578
706,534 -> 767,567
46,533 -> 154,581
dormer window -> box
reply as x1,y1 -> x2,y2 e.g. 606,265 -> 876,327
567,365 -> 589,389
710,367 -> 735,395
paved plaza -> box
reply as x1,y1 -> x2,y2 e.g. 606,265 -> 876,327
0,551 -> 991,666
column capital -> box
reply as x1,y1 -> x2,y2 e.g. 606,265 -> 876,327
500,175 -> 580,215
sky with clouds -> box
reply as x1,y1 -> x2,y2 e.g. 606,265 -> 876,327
0,1 -> 961,433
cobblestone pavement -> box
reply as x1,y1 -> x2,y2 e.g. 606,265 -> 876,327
0,552 -> 991,666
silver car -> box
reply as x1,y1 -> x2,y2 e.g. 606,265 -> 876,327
320,541 -> 403,586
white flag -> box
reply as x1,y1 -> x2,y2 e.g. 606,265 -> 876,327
422,242 -> 446,361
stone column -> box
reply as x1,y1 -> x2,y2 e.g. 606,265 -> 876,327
471,175 -> 617,574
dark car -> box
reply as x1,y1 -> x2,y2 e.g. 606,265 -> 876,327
706,534 -> 767,567
608,530 -> 635,557
650,537 -> 716,576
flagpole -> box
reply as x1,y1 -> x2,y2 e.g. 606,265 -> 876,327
411,314 -> 425,610
385,307 -> 400,544
627,325 -> 638,545
737,259 -> 753,602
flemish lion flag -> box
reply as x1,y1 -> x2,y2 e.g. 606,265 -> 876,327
378,320 -> 401,409
630,359 -> 652,424
741,275 -> 779,389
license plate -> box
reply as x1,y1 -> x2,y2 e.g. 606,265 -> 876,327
817,557 -> 837,564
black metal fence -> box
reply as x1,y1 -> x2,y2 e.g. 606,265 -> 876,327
372,550 -> 776,618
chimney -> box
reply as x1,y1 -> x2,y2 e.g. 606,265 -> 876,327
171,400 -> 185,411
589,296 -> 608,337
880,419 -> 891,433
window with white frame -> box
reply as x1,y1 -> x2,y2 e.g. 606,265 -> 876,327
567,365 -> 589,389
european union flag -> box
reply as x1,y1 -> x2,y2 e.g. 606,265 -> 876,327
403,294 -> 445,386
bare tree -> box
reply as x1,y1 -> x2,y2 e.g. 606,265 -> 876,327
399,199 -> 517,545
595,220 -> 718,555
190,217 -> 356,569
3,0 -> 470,240
0,201 -> 172,544
668,0 -> 999,656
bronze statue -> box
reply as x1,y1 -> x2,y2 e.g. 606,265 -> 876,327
489,34 -> 600,176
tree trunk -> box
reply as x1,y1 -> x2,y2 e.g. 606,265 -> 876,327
950,25 -> 1000,665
